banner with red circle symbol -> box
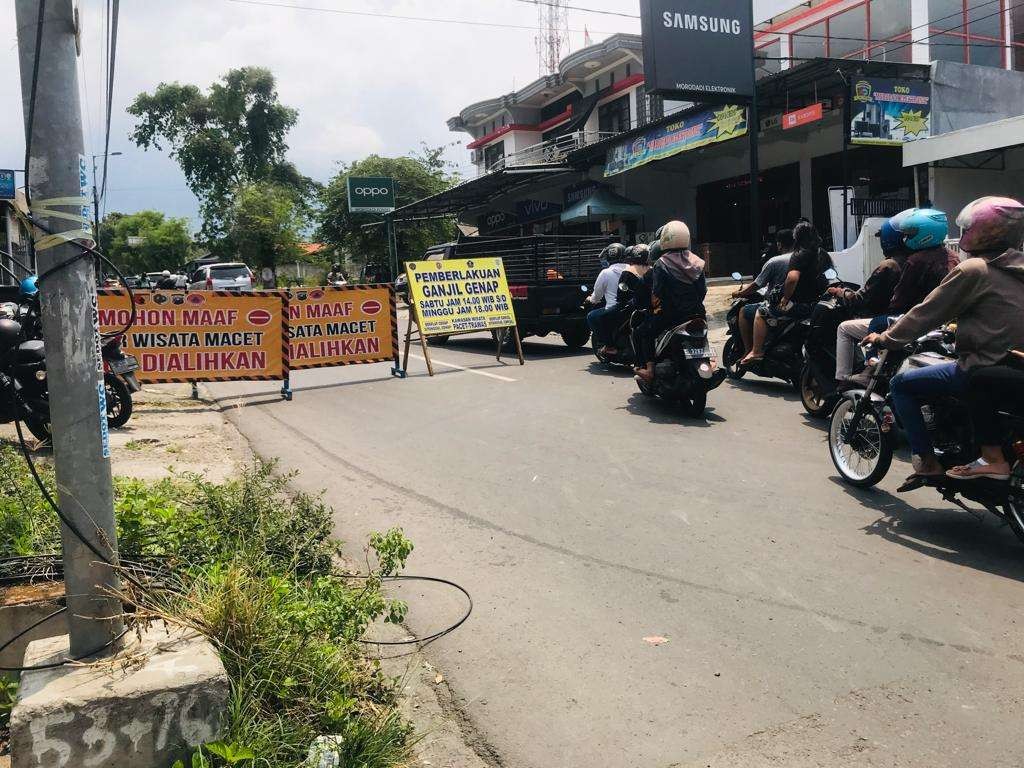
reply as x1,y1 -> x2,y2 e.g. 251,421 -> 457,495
284,284 -> 397,370
97,289 -> 288,383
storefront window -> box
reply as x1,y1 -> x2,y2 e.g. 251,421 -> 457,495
967,0 -> 1002,39
870,0 -> 911,42
829,4 -> 868,58
598,95 -> 630,134
755,40 -> 782,77
792,20 -> 827,61
927,0 -> 1007,66
1014,3 -> 1024,69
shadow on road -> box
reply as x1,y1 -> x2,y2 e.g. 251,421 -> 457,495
620,391 -> 726,427
830,476 -> 1024,583
725,375 -> 801,403
583,360 -> 635,377
431,335 -> 592,360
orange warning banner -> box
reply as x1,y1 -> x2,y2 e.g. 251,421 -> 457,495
285,285 -> 396,370
97,290 -> 287,383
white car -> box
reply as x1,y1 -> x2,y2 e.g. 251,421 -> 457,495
187,263 -> 254,292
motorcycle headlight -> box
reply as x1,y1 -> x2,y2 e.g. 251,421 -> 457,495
35,370 -> 46,381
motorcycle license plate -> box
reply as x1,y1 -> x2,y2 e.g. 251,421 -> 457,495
109,356 -> 139,374
684,347 -> 712,360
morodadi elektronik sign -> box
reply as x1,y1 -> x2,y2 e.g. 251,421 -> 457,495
639,0 -> 755,103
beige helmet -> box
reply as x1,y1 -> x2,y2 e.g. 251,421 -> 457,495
659,220 -> 691,251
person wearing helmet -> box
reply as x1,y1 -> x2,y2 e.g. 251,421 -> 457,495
731,228 -> 795,356
327,262 -> 348,286
837,209 -> 953,385
615,243 -> 652,316
633,220 -> 707,382
156,269 -> 177,289
19,276 -> 38,297
741,221 -> 832,366
864,196 -> 1024,487
586,242 -> 628,354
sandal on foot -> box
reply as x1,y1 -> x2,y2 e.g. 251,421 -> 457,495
945,459 -> 1010,482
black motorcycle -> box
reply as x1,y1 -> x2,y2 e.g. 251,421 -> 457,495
798,281 -> 864,419
591,305 -> 636,368
102,334 -> 140,429
635,316 -> 727,417
0,317 -> 51,441
828,333 -> 1024,544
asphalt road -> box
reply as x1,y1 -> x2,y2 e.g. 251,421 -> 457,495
212,321 -> 1024,768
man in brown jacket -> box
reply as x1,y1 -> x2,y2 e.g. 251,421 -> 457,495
863,196 -> 1024,489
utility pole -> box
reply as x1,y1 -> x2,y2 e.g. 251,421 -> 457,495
16,0 -> 124,658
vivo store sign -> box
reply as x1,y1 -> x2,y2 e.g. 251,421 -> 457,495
639,0 -> 755,102
347,176 -> 396,213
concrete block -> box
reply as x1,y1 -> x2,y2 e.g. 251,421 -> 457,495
10,621 -> 229,768
0,583 -> 67,684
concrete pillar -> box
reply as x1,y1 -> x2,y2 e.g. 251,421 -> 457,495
799,156 -> 814,220
910,0 -> 931,65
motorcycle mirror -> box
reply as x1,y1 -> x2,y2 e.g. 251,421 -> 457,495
730,271 -> 742,281
824,268 -> 838,280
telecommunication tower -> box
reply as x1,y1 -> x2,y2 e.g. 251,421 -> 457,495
536,0 -> 569,75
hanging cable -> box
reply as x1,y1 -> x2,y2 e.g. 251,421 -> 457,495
99,0 -> 119,208
22,0 -> 47,206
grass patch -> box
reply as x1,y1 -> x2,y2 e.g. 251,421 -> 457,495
0,444 -> 417,767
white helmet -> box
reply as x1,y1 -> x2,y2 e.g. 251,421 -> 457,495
659,220 -> 691,251
161,270 -> 171,277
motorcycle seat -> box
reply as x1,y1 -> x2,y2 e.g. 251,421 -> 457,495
14,340 -> 45,364
0,319 -> 21,354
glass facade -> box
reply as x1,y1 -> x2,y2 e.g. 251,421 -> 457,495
755,40 -> 782,78
598,95 -> 630,134
776,0 -> 1018,69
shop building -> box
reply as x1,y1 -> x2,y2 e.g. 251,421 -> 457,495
396,0 -> 1024,274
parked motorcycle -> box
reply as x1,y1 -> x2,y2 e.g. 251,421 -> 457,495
102,334 -> 140,429
828,332 -> 1024,544
635,316 -> 726,417
0,317 -> 51,441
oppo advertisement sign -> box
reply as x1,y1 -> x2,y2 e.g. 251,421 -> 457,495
639,0 -> 755,102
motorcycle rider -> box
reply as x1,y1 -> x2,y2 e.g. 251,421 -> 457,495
834,209 -> 951,384
327,262 -> 348,285
731,228 -> 794,356
616,243 -> 652,315
587,243 -> 627,355
863,196 -> 1024,489
741,221 -> 831,366
633,221 -> 706,383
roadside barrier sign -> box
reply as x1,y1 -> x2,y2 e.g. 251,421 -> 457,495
97,289 -> 288,384
402,257 -> 523,376
286,284 -> 402,374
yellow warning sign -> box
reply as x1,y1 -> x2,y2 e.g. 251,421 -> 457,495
404,257 -> 516,337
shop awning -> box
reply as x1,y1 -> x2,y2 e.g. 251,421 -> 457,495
903,114 -> 1024,166
390,165 -> 574,222
560,187 -> 644,224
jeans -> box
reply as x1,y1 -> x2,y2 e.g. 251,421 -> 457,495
868,314 -> 899,334
890,361 -> 968,456
587,305 -> 618,346
835,318 -> 871,379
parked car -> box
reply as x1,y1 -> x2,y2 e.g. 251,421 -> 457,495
187,263 -> 254,292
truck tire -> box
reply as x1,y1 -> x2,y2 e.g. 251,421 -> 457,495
561,324 -> 590,349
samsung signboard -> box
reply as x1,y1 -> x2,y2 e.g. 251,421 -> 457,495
639,0 -> 755,102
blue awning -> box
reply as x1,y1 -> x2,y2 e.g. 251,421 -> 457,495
560,187 -> 645,224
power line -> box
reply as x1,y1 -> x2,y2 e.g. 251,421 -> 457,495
225,0 -> 617,35
23,0 -> 46,205
99,0 -> 119,211
510,0 -> 638,19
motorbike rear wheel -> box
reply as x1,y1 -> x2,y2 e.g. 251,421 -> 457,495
561,324 -> 591,349
1006,471 -> 1024,545
829,396 -> 894,487
800,364 -> 831,419
22,412 -> 51,442
104,373 -> 133,429
682,391 -> 707,418
722,337 -> 745,379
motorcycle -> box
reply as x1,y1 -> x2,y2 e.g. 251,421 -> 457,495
828,332 -> 1024,544
102,334 -> 140,429
0,317 -> 51,441
798,277 -> 865,419
635,316 -> 727,417
591,304 -> 636,368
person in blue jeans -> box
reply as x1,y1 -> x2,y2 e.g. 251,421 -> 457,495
863,196 -> 1024,491
586,243 -> 627,354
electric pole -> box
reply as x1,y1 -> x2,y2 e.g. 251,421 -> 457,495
16,0 -> 124,658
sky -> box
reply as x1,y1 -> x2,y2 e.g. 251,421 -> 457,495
1,0 -> 794,229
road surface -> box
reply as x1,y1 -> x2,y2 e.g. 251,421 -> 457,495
212,322 -> 1024,768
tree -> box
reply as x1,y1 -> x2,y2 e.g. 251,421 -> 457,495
224,182 -> 305,279
128,67 -> 300,240
100,211 -> 193,274
317,144 -> 460,270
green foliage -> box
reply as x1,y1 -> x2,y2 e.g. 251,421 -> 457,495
0,444 -> 58,558
224,182 -> 306,274
98,210 -> 193,275
317,143 -> 461,270
0,679 -> 17,733
128,67 -> 301,240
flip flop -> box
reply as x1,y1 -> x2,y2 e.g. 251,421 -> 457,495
945,459 -> 1010,482
739,355 -> 764,367
896,473 -> 943,493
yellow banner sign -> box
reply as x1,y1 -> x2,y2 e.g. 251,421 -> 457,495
286,285 -> 397,369
97,290 -> 287,383
405,257 -> 516,337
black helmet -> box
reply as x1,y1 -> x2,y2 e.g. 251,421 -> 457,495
626,243 -> 650,265
602,243 -> 626,266
331,263 -> 341,271
648,238 -> 662,262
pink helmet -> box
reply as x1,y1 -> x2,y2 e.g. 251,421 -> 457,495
955,196 -> 1024,254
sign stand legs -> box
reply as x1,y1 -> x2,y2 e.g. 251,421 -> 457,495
495,327 -> 525,365
403,305 -> 435,376
511,326 -> 525,366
